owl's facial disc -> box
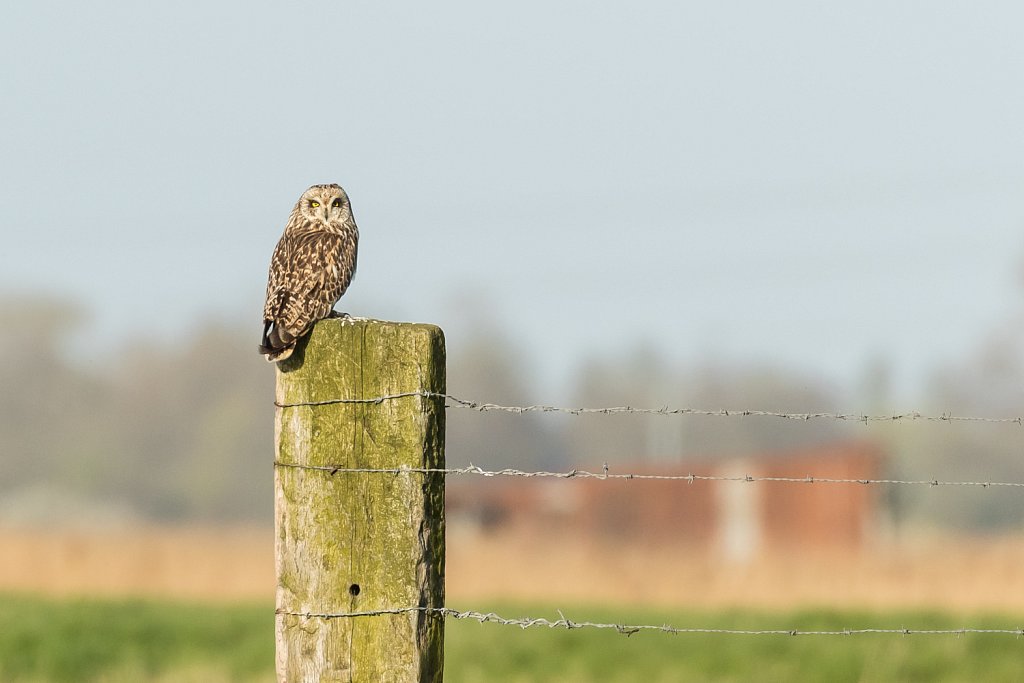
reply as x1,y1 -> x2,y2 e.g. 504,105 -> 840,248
299,185 -> 348,225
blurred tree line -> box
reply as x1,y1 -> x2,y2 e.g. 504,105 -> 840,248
2,292 -> 1024,531
882,314 -> 1024,531
0,296 -> 272,524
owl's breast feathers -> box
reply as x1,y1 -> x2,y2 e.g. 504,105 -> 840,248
259,227 -> 357,362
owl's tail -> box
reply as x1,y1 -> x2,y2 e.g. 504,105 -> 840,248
258,320 -> 296,362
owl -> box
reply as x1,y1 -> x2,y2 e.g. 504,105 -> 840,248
259,184 -> 359,362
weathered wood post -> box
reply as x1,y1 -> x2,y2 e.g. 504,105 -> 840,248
274,318 -> 445,682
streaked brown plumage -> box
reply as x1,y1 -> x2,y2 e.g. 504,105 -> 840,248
259,184 -> 359,362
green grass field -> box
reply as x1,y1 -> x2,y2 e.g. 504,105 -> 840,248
2,593 -> 1023,682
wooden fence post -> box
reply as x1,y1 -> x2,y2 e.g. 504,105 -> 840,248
274,318 -> 445,682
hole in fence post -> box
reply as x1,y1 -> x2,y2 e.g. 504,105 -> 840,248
349,583 -> 361,597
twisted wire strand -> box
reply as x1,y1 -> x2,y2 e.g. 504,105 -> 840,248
275,607 -> 1024,637
272,461 -> 1024,489
274,391 -> 1024,425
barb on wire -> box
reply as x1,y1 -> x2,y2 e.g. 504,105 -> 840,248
275,606 -> 1024,637
272,461 -> 1024,489
274,391 -> 1024,425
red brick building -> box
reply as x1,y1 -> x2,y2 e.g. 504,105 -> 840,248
447,441 -> 884,558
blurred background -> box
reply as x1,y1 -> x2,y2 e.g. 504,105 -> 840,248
4,1 -> 1024,681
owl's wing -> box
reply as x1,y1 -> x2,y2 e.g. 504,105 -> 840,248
262,234 -> 291,323
262,231 -> 354,349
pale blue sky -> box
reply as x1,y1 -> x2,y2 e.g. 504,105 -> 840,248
3,1 -> 1024,399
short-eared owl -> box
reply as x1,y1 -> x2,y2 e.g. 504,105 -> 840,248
259,184 -> 359,362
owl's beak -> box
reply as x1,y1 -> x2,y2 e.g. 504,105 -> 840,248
322,207 -> 330,222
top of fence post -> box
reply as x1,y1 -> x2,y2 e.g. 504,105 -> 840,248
274,317 -> 445,683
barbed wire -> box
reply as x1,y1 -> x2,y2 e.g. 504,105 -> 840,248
272,461 -> 1024,489
274,391 -> 1024,425
275,606 -> 1024,638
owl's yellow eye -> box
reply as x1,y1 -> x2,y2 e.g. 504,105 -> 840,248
310,201 -> 320,208
332,198 -> 343,208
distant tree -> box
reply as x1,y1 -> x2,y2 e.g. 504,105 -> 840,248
0,293 -> 274,525
894,318 -> 1024,530
564,347 -> 851,467
108,322 -> 274,521
445,319 -> 563,470
0,294 -> 109,493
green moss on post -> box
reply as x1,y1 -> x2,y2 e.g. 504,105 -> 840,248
274,318 -> 445,683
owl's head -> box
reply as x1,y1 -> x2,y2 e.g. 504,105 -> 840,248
294,183 -> 353,228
